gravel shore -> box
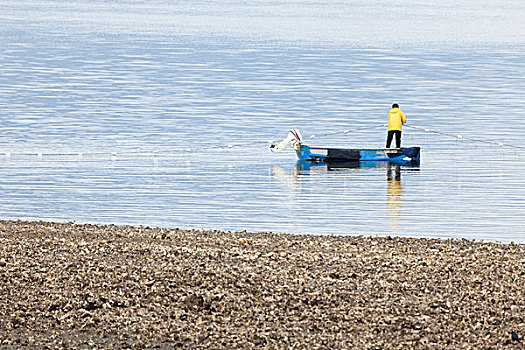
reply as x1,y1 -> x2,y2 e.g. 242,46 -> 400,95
0,220 -> 524,349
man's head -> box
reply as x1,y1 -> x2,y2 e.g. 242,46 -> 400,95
392,103 -> 399,108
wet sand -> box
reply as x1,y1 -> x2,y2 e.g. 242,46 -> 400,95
0,220 -> 524,349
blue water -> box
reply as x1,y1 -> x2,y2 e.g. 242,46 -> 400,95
1,0 -> 524,242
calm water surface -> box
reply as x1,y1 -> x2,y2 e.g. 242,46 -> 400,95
0,0 -> 524,242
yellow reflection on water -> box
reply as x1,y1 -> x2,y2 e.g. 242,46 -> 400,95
387,163 -> 403,229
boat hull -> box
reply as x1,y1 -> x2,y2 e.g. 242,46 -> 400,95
296,145 -> 420,164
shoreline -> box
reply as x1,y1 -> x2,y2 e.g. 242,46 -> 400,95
0,220 -> 524,348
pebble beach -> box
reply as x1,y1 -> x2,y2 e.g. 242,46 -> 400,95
0,220 -> 524,349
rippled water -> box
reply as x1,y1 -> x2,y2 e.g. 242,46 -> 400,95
1,0 -> 524,242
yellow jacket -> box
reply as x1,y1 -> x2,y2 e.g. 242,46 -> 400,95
388,108 -> 406,131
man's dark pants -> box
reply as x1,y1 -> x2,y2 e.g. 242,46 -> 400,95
386,130 -> 402,148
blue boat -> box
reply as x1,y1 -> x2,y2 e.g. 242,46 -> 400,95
297,144 -> 420,164
271,129 -> 420,165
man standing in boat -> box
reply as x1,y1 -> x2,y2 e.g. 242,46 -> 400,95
386,103 -> 406,148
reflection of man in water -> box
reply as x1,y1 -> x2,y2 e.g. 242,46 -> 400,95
387,164 -> 402,225
386,103 -> 406,148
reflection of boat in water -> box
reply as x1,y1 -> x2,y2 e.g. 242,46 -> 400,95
271,159 -> 417,231
270,129 -> 420,165
292,160 -> 414,230
297,158 -> 419,172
